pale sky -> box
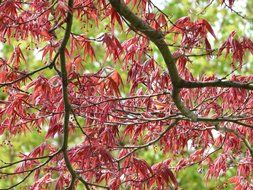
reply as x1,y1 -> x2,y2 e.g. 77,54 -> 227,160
152,0 -> 169,9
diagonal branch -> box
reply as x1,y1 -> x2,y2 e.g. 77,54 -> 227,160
0,150 -> 61,190
108,0 -> 197,121
116,120 -> 178,162
0,52 -> 58,88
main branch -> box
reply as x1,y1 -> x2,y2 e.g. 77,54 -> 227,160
58,0 -> 90,189
108,0 -> 197,121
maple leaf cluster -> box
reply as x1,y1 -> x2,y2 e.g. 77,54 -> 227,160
0,0 -> 253,189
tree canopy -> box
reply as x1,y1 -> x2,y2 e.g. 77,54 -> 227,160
0,0 -> 253,189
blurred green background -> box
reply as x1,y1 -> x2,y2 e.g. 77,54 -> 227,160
0,0 -> 252,189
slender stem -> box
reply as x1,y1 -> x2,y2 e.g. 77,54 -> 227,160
117,120 -> 178,162
0,52 -> 58,88
58,0 -> 90,189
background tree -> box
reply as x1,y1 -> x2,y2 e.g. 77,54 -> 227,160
0,0 -> 253,189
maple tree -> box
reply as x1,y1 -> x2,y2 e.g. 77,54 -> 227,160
0,0 -> 253,189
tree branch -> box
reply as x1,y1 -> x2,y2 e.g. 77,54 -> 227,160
180,79 -> 253,90
57,0 -> 91,189
0,52 -> 58,88
0,150 -> 61,190
108,0 -> 197,121
116,120 -> 178,162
